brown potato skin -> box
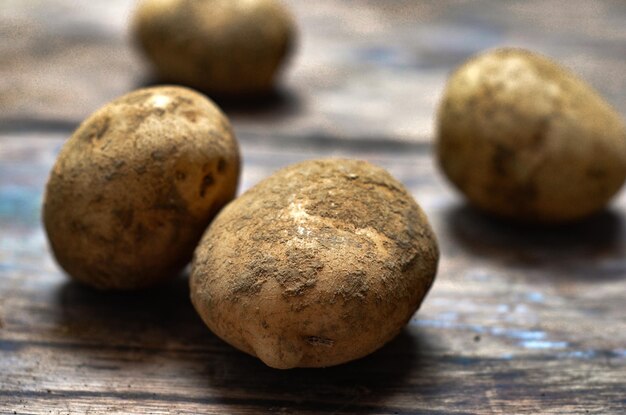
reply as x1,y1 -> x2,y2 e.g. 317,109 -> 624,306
437,48 -> 626,222
190,159 -> 439,369
133,0 -> 296,95
43,86 -> 240,290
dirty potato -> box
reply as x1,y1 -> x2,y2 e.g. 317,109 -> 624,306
437,48 -> 626,222
133,0 -> 296,95
43,86 -> 240,290
190,159 -> 439,369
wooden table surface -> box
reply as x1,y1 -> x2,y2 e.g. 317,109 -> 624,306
1,1 -> 625,414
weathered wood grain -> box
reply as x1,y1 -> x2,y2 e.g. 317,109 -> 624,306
1,0 -> 626,414
1,133 -> 625,414
2,0 -> 626,142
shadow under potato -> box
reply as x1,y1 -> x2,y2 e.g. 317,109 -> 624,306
202,328 -> 439,414
211,86 -> 303,118
55,275 -> 212,348
443,203 -> 626,279
54,277 -> 439,413
137,75 -> 302,118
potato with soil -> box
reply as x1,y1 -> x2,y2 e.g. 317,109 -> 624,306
437,48 -> 626,222
190,159 -> 439,369
43,86 -> 240,290
133,0 -> 296,95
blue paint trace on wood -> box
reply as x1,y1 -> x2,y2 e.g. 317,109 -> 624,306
0,185 -> 42,226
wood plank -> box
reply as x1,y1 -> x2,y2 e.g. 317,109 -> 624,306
2,0 -> 626,142
1,134 -> 625,414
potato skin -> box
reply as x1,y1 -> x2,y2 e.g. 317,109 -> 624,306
43,86 -> 240,290
133,0 -> 296,95
437,48 -> 626,222
190,159 -> 439,369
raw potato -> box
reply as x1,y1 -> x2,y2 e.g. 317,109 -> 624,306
43,86 -> 240,290
437,48 -> 626,222
133,0 -> 296,95
190,159 -> 439,369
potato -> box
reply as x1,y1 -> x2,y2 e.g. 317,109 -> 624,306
437,48 -> 626,222
132,0 -> 296,95
190,159 -> 439,369
43,86 -> 240,290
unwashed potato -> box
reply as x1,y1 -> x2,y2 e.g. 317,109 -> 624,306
43,86 -> 240,290
437,48 -> 626,222
190,159 -> 439,369
133,0 -> 296,95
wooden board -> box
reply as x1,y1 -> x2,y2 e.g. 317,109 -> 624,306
1,1 -> 625,414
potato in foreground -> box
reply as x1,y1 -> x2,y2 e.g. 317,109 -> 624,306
190,159 -> 439,369
43,86 -> 240,290
437,48 -> 626,222
133,0 -> 296,95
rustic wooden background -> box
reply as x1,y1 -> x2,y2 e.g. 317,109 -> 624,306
1,1 -> 625,414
